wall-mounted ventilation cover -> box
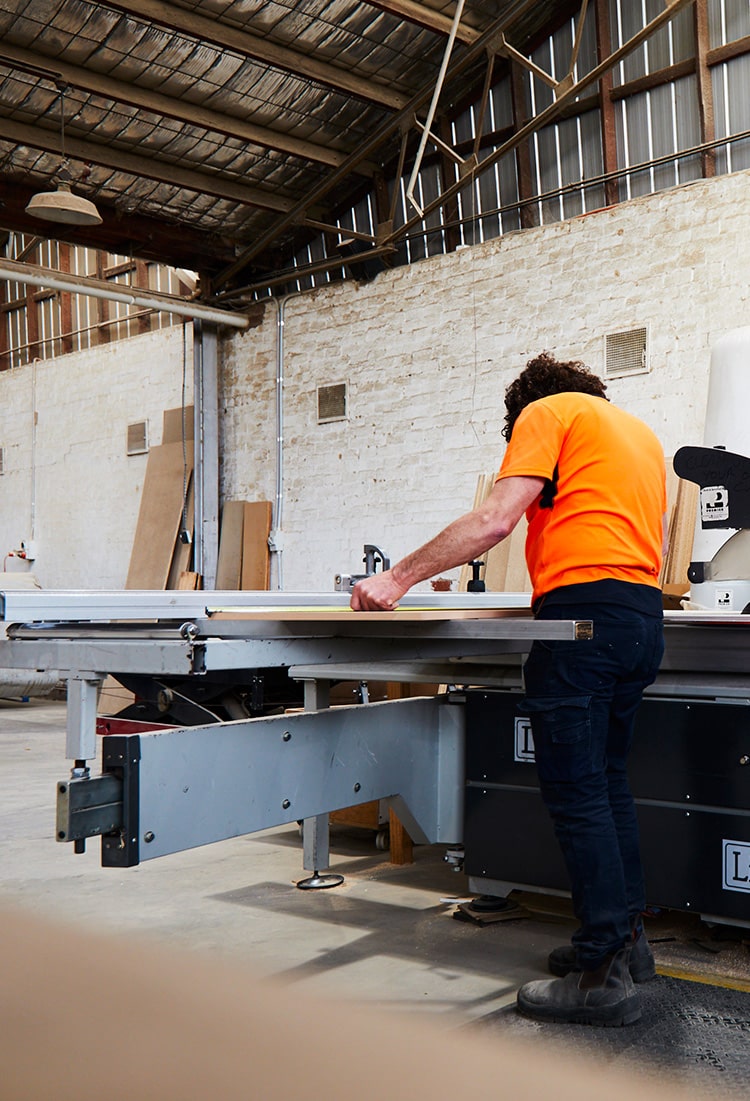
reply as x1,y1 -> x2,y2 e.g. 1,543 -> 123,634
604,327 -> 649,378
127,420 -> 149,455
317,383 -> 347,423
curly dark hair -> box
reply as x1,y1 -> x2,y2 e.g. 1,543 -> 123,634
502,352 -> 608,440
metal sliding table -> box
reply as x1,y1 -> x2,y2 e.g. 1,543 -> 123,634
8,589 -> 750,922
0,588 -> 590,880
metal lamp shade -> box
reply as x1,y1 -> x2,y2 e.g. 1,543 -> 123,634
25,184 -> 102,226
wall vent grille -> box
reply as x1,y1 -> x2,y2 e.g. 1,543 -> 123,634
604,327 -> 649,378
317,382 -> 347,423
127,420 -> 149,455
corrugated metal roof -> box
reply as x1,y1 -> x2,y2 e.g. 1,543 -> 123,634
0,0 -> 579,292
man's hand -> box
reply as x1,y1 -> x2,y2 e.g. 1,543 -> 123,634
350,477 -> 542,612
350,569 -> 407,611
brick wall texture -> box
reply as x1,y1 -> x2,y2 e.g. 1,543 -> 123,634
2,169 -> 749,589
220,170 -> 750,592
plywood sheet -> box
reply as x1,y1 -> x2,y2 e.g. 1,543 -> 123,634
241,501 -> 272,591
166,474 -> 194,589
177,571 -> 202,590
126,439 -> 194,590
660,457 -> 698,589
664,477 -> 698,588
208,606 -> 532,621
503,518 -> 531,592
215,501 -> 245,590
162,405 -> 194,444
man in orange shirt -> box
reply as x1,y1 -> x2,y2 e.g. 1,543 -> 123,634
351,353 -> 666,1027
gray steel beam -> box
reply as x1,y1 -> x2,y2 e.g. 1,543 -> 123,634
118,695 -> 464,862
66,675 -> 102,761
0,258 -> 249,329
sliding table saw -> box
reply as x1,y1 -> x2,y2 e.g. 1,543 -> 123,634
1,589 -> 750,925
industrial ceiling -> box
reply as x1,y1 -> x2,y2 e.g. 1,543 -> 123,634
0,0 -> 695,309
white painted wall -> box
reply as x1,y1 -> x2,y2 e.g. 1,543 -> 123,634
0,325 -> 193,588
221,170 -> 750,592
2,169 -> 749,592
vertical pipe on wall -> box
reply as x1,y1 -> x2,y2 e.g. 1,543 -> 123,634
193,321 -> 220,588
269,290 -> 307,591
272,297 -> 285,590
268,295 -> 295,591
30,358 -> 37,543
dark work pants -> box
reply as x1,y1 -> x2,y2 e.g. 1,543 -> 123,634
521,602 -> 664,970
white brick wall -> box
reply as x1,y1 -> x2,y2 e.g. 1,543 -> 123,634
0,326 -> 193,588
221,171 -> 750,592
2,169 -> 749,592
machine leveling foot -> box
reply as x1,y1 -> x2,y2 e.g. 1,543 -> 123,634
296,871 -> 345,890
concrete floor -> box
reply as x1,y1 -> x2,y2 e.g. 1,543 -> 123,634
1,697 -> 575,1024
5,697 -> 750,1101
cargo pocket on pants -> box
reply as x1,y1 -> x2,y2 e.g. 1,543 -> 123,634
519,696 -> 593,782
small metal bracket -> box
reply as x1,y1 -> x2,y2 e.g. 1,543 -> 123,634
56,774 -> 123,845
458,154 -> 479,180
100,735 -> 142,868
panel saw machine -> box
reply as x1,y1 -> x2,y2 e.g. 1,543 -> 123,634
0,587 -> 554,879
3,584 -> 750,925
6,328 -> 750,922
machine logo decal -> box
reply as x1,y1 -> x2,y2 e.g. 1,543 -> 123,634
722,839 -> 750,892
701,485 -> 729,523
514,717 -> 535,762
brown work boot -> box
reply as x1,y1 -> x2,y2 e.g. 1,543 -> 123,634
548,926 -> 656,983
517,948 -> 641,1026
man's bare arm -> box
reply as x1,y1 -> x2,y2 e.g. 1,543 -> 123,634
350,475 -> 544,611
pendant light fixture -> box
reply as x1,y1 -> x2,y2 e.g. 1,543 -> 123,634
25,82 -> 102,227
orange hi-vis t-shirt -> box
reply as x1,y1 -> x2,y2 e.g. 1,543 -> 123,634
496,392 -> 666,604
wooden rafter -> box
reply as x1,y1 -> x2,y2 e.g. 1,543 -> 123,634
212,0 -> 543,290
381,0 -> 697,252
102,0 -> 410,110
365,0 -> 480,45
0,117 -> 296,214
0,41 -> 350,170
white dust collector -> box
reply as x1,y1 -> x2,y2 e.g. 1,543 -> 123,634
675,327 -> 750,611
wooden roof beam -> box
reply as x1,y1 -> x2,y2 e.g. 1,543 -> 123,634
102,0 -> 409,110
0,180 -> 236,271
0,42 -> 349,170
364,0 -> 480,45
0,116 -> 297,213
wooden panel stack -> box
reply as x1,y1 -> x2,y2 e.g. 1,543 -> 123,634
216,500 -> 272,591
